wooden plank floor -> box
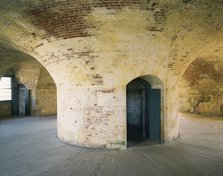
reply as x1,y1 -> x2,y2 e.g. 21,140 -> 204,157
0,113 -> 223,176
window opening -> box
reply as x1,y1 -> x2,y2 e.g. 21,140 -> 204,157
0,77 -> 12,101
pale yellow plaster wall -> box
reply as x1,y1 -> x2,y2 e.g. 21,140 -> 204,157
36,68 -> 57,116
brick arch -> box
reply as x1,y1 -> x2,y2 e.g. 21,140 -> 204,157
177,42 -> 223,85
177,44 -> 223,116
0,41 -> 57,117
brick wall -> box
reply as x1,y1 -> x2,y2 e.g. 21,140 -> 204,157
27,0 -> 168,39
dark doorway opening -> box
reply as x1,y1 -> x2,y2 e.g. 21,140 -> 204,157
19,84 -> 30,116
127,77 -> 161,147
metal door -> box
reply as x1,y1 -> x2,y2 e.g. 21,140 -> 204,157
149,89 -> 161,142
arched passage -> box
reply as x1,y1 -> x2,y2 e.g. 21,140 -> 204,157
0,42 -> 57,118
126,75 -> 163,146
178,56 -> 223,115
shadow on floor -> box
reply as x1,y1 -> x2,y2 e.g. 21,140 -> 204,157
127,139 -> 159,148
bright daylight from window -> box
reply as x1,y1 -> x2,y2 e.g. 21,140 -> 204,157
0,77 -> 12,101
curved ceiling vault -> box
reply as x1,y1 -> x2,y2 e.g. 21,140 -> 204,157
0,41 -> 40,77
0,0 -> 222,81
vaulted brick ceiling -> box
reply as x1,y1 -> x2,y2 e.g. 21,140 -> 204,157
0,0 -> 222,78
0,42 -> 40,76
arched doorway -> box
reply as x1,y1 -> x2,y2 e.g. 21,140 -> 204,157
19,84 -> 30,116
126,76 -> 162,146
